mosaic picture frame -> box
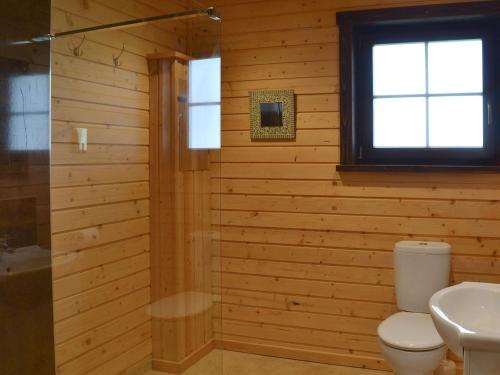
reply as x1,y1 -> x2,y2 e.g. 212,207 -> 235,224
249,90 -> 296,140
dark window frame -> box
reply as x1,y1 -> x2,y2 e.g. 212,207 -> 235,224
337,1 -> 500,171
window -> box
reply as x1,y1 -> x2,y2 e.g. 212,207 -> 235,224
373,40 -> 483,149
337,2 -> 500,169
188,57 -> 221,149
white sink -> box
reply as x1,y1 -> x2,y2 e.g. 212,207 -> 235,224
430,282 -> 500,374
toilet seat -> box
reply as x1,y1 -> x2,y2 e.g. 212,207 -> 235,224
378,312 -> 444,351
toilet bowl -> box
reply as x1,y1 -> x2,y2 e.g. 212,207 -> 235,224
378,241 -> 450,374
378,312 -> 446,375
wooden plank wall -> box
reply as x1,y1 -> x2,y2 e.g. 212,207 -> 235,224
50,1 -> 188,374
149,57 -> 216,372
209,0 -> 499,371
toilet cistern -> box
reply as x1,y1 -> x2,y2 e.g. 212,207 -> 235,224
377,241 -> 451,375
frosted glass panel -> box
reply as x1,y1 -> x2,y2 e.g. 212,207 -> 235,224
189,105 -> 221,149
428,40 -> 483,94
429,96 -> 483,148
189,57 -> 221,103
374,98 -> 427,148
373,43 -> 426,96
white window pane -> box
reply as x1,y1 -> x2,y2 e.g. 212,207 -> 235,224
428,39 -> 483,94
189,105 -> 221,149
429,96 -> 483,148
373,43 -> 426,96
189,57 -> 221,103
374,97 -> 427,148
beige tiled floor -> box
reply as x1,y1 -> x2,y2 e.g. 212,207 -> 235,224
146,350 -> 388,375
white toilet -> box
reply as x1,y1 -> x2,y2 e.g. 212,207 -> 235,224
378,241 -> 451,375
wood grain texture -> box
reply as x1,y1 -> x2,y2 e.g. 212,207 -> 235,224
210,0 -> 498,371
50,1 -> 189,374
148,57 -> 216,371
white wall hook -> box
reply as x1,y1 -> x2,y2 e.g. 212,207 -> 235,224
76,128 -> 88,152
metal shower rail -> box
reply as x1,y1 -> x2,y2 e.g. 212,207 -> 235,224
31,7 -> 220,43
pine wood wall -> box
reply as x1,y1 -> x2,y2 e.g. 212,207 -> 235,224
50,1 -> 188,374
211,0 -> 499,370
148,57 -> 217,373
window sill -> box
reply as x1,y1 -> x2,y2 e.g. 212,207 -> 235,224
336,164 -> 500,173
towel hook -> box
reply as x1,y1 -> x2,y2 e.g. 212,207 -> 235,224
113,44 -> 125,67
69,34 -> 86,57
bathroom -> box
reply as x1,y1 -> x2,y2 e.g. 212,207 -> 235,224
0,0 -> 499,374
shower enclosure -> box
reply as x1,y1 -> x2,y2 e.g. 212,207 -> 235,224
1,1 -> 222,374
0,1 -> 53,374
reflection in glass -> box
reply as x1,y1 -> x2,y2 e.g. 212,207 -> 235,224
260,102 -> 283,127
188,57 -> 221,149
373,42 -> 426,96
8,74 -> 50,151
189,57 -> 221,103
189,104 -> 221,149
429,96 -> 483,148
0,0 -> 54,373
374,97 -> 427,148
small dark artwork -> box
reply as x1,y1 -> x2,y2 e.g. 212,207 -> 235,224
260,102 -> 284,127
250,90 -> 295,140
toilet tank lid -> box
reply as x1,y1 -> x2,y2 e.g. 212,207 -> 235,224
395,241 -> 451,255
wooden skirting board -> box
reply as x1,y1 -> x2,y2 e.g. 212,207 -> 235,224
219,339 -> 391,372
152,340 -> 216,374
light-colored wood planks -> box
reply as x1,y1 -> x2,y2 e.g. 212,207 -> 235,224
148,56 -> 216,371
211,0 -> 500,371
50,1 -> 189,374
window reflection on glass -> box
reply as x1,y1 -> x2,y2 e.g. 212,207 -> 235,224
372,39 -> 483,149
188,57 -> 221,149
7,74 -> 50,151
189,105 -> 221,149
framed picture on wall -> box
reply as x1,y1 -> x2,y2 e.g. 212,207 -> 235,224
249,89 -> 295,140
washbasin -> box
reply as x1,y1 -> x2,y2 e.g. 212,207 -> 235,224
429,282 -> 500,358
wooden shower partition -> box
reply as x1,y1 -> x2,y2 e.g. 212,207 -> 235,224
148,54 -> 216,373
